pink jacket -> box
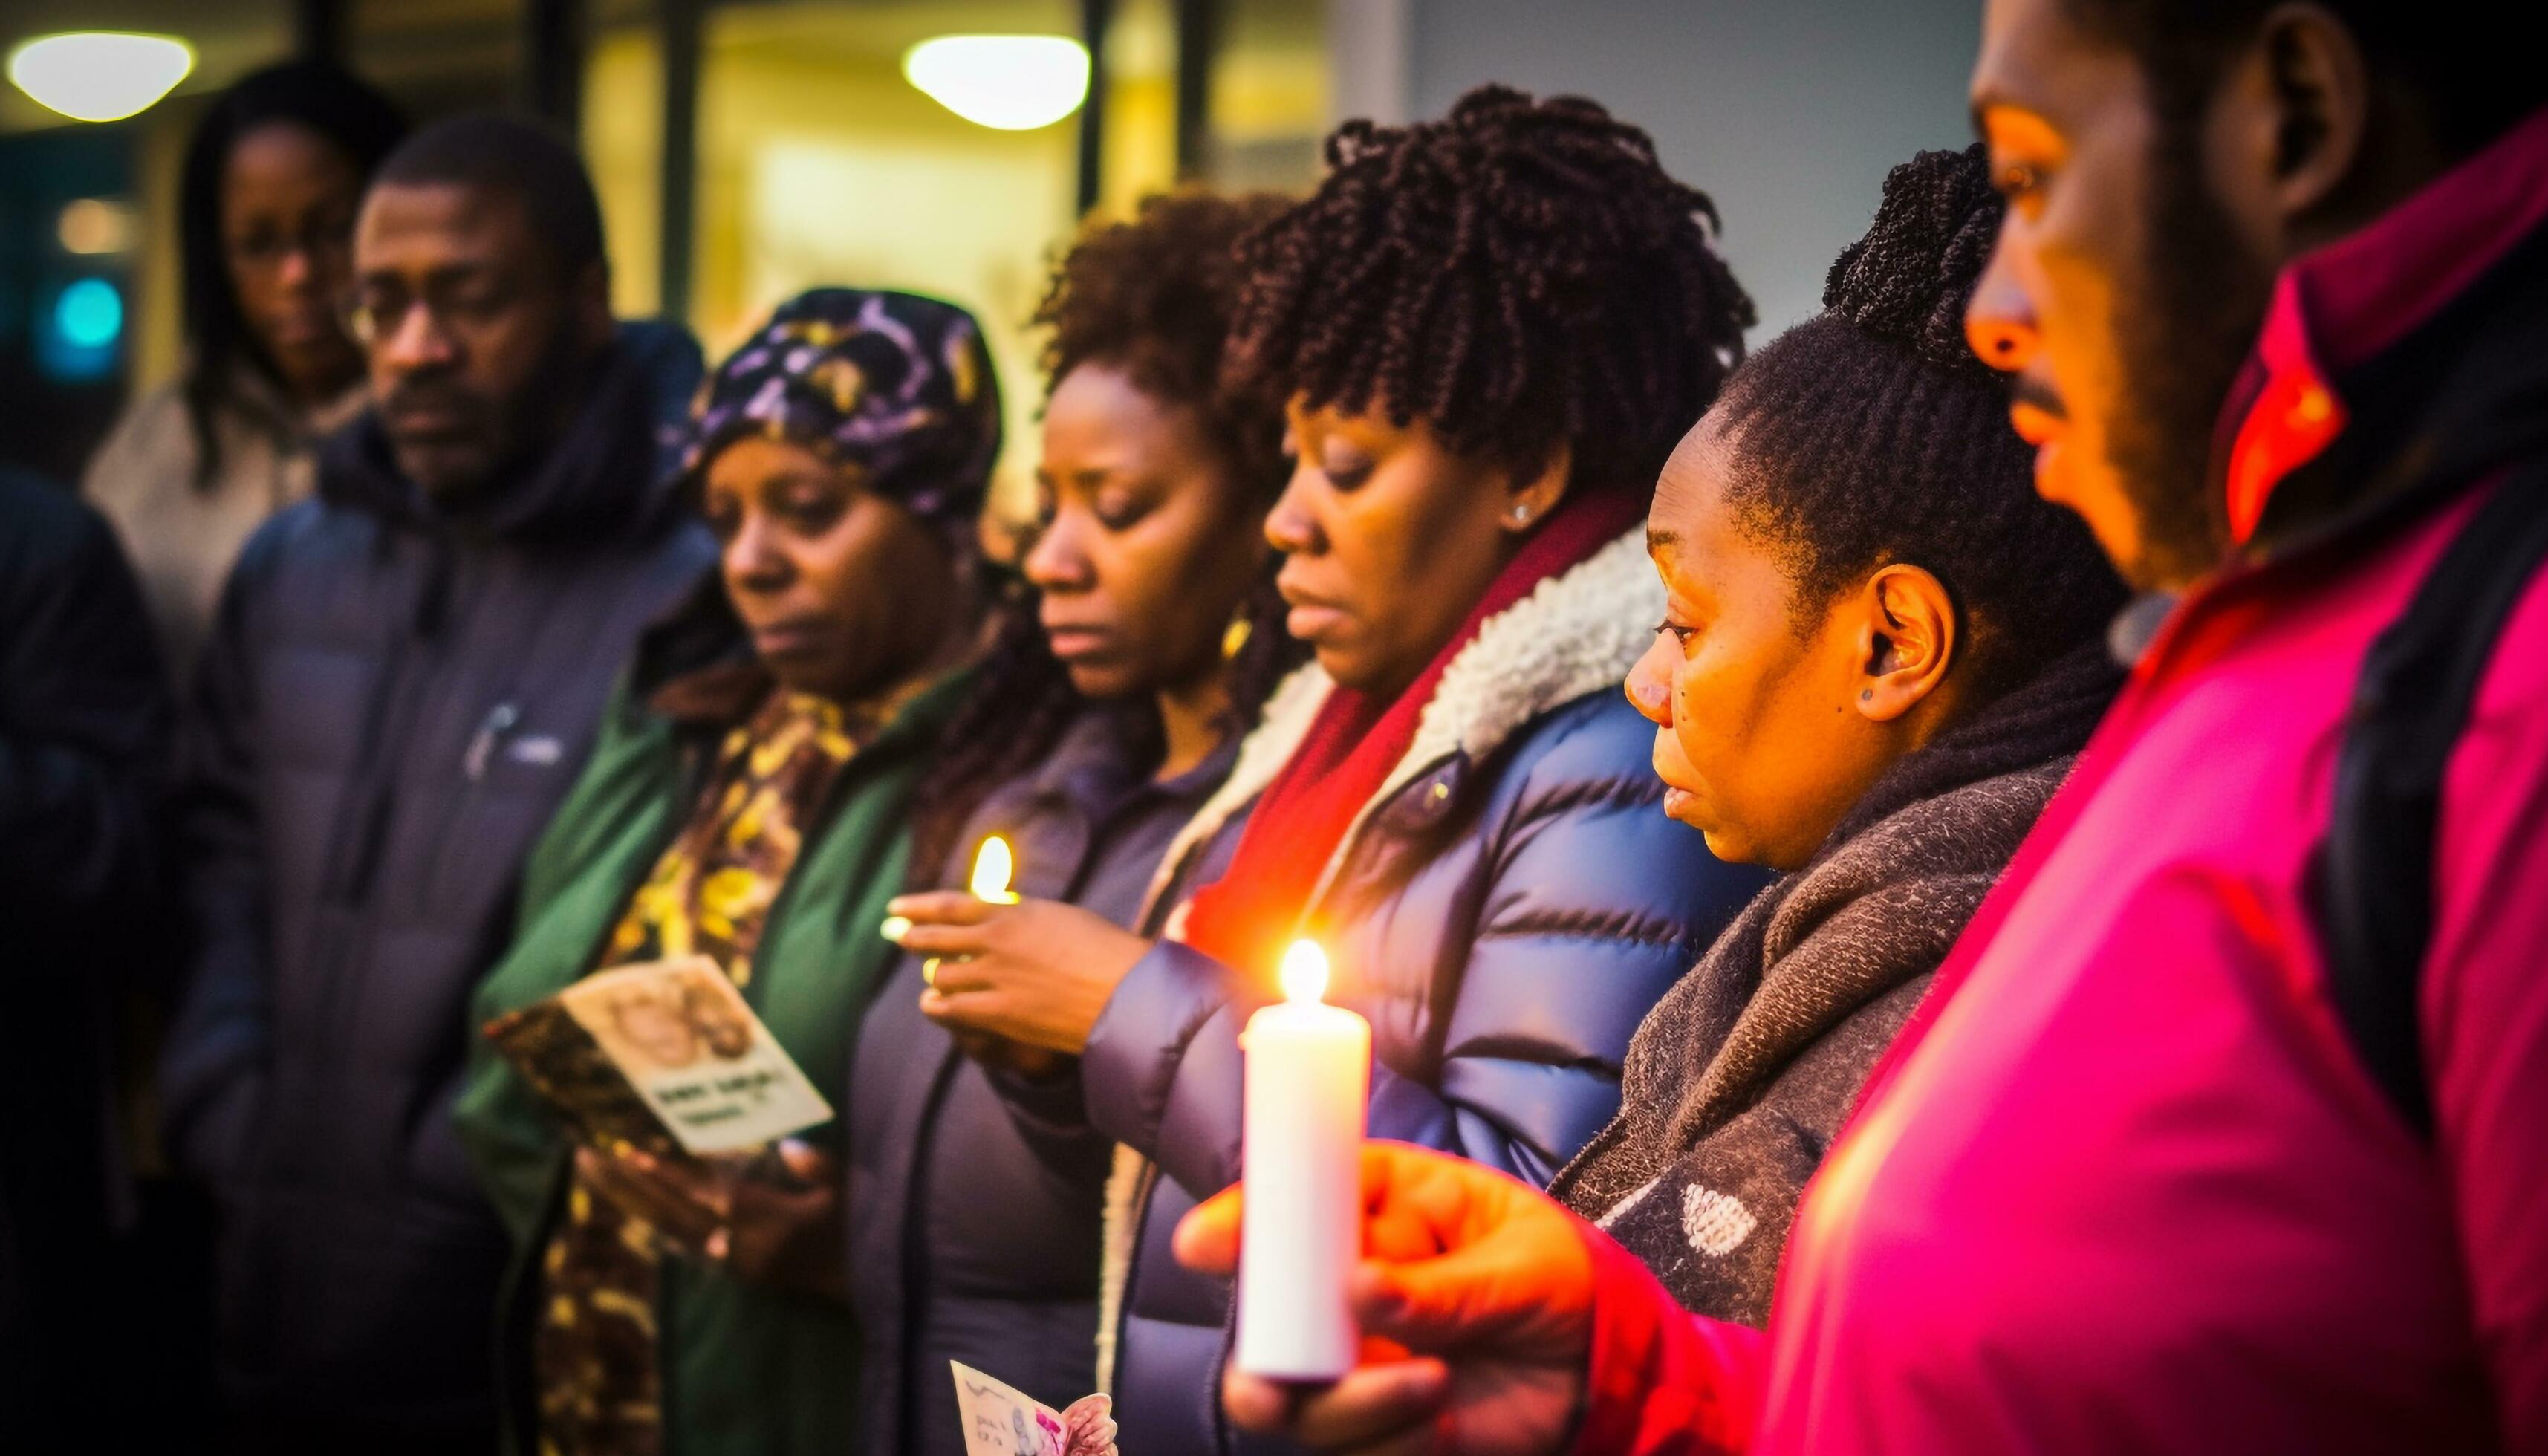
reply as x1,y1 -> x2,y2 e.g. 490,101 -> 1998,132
1575,106 -> 2548,1455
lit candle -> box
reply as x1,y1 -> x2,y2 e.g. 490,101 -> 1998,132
883,836 -> 1018,946
968,835 -> 1020,904
1235,940 -> 1371,1379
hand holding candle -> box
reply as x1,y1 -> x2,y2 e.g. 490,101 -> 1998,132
1236,940 -> 1371,1380
883,839 -> 1151,1056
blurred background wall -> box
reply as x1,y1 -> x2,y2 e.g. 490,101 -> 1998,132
1,0 -> 1981,514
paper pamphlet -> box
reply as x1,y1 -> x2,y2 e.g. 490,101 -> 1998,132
481,955 -> 833,1156
950,1362 -> 1070,1456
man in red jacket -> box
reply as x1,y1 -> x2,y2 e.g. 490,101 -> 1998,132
1177,2 -> 2548,1452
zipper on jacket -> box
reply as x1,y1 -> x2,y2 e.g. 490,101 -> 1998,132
462,701 -> 524,781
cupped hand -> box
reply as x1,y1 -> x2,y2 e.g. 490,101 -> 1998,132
1173,1141 -> 1597,1455
576,1137 -> 846,1296
1060,1392 -> 1119,1455
886,892 -> 1150,1054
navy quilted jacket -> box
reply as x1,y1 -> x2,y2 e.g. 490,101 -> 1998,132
156,325 -> 710,1438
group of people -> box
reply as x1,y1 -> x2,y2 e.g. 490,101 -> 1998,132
1,0 -> 2541,1452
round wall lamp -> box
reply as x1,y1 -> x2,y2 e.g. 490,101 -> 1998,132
8,32 -> 195,123
903,34 -> 1090,131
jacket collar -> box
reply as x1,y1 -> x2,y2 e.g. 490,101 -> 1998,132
1143,526 -> 1660,923
2222,105 -> 2548,550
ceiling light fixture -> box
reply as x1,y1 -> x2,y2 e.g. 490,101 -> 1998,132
8,32 -> 194,123
903,34 -> 1090,131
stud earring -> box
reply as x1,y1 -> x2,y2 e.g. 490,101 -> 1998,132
1510,504 -> 1532,524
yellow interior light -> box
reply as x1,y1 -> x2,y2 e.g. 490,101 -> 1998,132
8,33 -> 194,124
903,35 -> 1090,131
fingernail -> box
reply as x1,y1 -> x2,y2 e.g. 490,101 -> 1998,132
880,915 -> 913,943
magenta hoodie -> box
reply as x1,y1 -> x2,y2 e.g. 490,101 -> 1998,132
1570,107 -> 2548,1455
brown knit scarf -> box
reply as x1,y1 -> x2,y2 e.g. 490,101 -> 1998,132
1550,641 -> 2120,1319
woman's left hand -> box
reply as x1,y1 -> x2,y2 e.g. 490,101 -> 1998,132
1061,1392 -> 1119,1455
576,1138 -> 847,1298
886,892 -> 1151,1054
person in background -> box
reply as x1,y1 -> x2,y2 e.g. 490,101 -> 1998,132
848,192 -> 1300,1456
455,289 -> 1001,1456
1547,145 -> 2124,1323
0,469 -> 169,1446
156,114 -> 709,1452
891,85 -> 1768,1453
1182,1 -> 2548,1452
84,60 -> 407,683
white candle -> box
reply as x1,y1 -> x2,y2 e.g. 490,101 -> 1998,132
1236,940 -> 1371,1380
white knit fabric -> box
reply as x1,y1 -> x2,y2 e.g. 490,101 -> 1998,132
1680,1183 -> 1758,1258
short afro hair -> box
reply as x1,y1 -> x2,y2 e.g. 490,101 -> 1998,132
370,112 -> 606,279
1034,189 -> 1295,500
1226,83 -> 1755,500
1713,144 -> 2125,705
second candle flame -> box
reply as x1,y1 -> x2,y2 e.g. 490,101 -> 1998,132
969,836 -> 1019,903
1279,940 -> 1330,1005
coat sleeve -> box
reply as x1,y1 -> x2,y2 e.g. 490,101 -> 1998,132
1358,748 -> 1750,1187
2428,578 -> 2548,1449
1079,938 -> 1261,1203
156,524 -> 282,1183
1565,1223 -> 1765,1456
0,485 -> 170,932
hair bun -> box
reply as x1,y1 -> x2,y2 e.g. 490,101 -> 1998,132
1821,143 -> 2001,374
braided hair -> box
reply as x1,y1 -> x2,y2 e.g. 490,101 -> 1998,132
1712,144 -> 2125,705
903,193 -> 1309,888
1226,83 -> 1755,500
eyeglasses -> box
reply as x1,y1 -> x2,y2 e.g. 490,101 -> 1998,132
338,277 -> 521,348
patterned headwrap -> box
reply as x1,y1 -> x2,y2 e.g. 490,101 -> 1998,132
683,287 -> 1003,540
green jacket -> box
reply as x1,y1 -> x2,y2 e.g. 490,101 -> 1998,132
454,660 -> 972,1456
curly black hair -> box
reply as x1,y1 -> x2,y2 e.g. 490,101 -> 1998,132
903,194 -> 1310,888
1226,83 -> 1755,500
1712,144 -> 2125,706
1038,189 -> 1297,491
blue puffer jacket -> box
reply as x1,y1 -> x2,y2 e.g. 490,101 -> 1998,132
1082,530 -> 1769,1453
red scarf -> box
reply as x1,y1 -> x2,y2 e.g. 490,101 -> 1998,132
1178,491 -> 1644,981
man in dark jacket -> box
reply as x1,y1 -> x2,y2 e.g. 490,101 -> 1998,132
157,114 -> 710,1451
0,469 -> 170,1444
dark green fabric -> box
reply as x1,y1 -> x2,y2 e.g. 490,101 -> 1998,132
455,666 -> 974,1456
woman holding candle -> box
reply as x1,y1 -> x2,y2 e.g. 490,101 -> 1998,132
888,86 -> 1768,1452
452,289 -> 1001,1456
844,192 -> 1302,1456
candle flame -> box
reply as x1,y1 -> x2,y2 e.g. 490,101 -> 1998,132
1279,940 -> 1330,1004
969,836 -> 1018,901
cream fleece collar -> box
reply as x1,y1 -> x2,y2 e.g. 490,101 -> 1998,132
1138,524 -> 1661,928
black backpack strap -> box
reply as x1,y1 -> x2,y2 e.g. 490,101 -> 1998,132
2316,463 -> 2548,1140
